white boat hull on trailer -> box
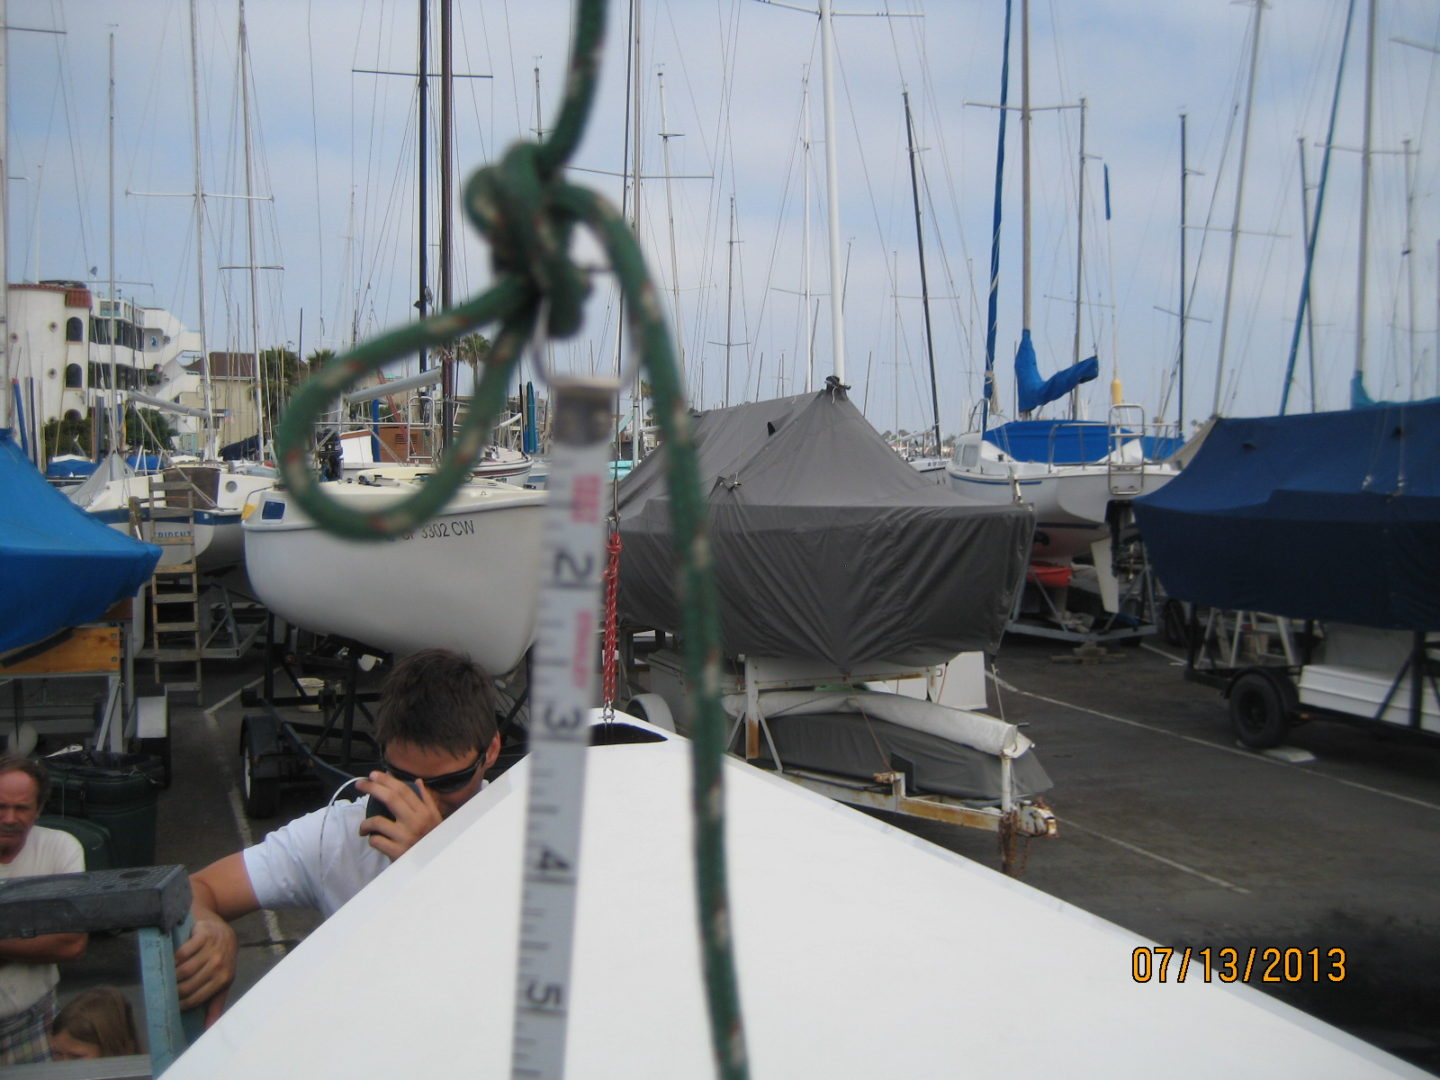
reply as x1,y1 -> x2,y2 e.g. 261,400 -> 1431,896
165,712 -> 1428,1079
73,465 -> 275,570
946,430 -> 1176,564
241,479 -> 546,673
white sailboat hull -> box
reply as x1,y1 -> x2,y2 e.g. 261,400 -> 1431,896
241,480 -> 546,672
167,713 -> 1428,1079
74,468 -> 275,570
946,435 -> 1176,563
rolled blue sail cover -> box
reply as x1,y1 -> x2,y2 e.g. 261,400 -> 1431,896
1014,329 -> 1099,415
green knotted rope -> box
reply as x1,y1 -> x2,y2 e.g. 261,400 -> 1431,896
270,1 -> 748,1076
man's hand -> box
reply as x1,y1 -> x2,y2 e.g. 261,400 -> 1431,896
176,854 -> 258,1027
355,772 -> 444,860
175,912 -> 237,1025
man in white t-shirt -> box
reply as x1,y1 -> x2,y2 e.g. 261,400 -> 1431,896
0,755 -> 87,1065
175,648 -> 502,1024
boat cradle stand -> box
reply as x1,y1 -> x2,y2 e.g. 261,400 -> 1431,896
626,645 -> 1057,874
235,620 -> 387,819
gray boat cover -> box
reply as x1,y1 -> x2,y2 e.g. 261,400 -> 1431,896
744,710 -> 1052,802
616,386 -> 1034,670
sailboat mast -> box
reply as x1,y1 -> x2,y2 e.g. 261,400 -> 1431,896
802,74 -> 813,393
188,0 -> 216,458
980,0 -> 1015,437
1069,96 -> 1087,420
1352,0 -> 1375,402
417,0 -> 430,375
1020,0 -> 1032,331
1213,0 -> 1265,416
440,0 -> 455,447
1403,138 -> 1417,399
818,0 -> 846,384
1296,138 -> 1318,412
1178,113 -> 1188,432
107,33 -> 121,454
725,195 -> 736,408
657,69 -> 688,403
902,91 -> 941,458
239,0 -> 266,456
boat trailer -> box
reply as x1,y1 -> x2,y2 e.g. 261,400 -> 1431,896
625,644 -> 1057,874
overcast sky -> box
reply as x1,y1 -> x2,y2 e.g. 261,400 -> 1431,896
8,0 -> 1439,436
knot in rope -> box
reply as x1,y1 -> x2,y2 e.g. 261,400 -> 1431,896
464,142 -> 588,340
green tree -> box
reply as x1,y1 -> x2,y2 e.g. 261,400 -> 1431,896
125,407 -> 178,453
259,346 -> 302,431
454,333 -> 490,365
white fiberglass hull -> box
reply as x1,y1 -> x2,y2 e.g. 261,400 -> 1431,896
75,468 -> 274,571
241,480 -> 546,673
946,443 -> 1176,563
167,713 -> 1427,1080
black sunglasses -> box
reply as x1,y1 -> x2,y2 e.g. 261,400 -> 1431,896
383,754 -> 484,795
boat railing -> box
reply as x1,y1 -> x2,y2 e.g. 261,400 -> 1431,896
1107,404 -> 1148,495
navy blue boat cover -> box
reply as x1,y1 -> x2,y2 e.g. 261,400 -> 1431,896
1132,401 -> 1440,631
616,386 -> 1035,670
0,430 -> 162,653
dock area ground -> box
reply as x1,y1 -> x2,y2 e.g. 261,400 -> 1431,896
47,633 -> 1440,1074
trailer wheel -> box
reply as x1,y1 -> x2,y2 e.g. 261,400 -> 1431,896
241,737 -> 281,819
1229,670 -> 1293,750
624,693 -> 676,732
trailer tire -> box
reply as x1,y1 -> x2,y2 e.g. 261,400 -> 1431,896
624,693 -> 675,732
241,736 -> 281,819
1229,670 -> 1293,750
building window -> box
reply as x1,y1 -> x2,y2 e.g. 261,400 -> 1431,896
66,317 -> 85,343
65,363 -> 83,388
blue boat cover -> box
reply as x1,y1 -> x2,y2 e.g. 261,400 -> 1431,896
1132,401 -> 1440,630
0,430 -> 162,653
984,419 -> 1181,465
46,455 -> 99,479
1014,329 -> 1099,414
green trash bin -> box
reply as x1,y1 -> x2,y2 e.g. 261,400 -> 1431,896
43,750 -> 164,868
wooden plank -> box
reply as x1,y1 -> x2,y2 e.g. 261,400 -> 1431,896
0,627 -> 122,675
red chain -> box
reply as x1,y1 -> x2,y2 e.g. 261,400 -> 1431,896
601,528 -> 623,716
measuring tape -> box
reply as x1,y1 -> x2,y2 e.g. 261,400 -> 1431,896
510,376 -> 619,1080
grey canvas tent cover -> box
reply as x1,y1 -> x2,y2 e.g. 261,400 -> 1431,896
616,386 -> 1034,670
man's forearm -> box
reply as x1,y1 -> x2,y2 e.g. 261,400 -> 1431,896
0,931 -> 87,964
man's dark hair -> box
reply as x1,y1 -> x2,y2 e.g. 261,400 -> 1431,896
0,754 -> 50,808
374,649 -> 498,756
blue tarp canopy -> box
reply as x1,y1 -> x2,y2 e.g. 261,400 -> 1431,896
1132,401 -> 1440,631
0,430 -> 162,654
984,420 -> 1181,465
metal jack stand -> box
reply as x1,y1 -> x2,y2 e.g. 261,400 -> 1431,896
0,865 -> 202,1077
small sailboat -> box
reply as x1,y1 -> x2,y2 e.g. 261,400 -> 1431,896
944,0 -> 1178,570
241,470 -> 546,674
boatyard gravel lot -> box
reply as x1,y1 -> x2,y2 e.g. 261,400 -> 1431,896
55,635 -> 1440,1074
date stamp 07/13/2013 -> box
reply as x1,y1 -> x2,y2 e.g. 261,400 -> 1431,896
1131,946 -> 1348,984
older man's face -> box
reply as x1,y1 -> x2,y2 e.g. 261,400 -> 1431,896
0,770 -> 42,864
